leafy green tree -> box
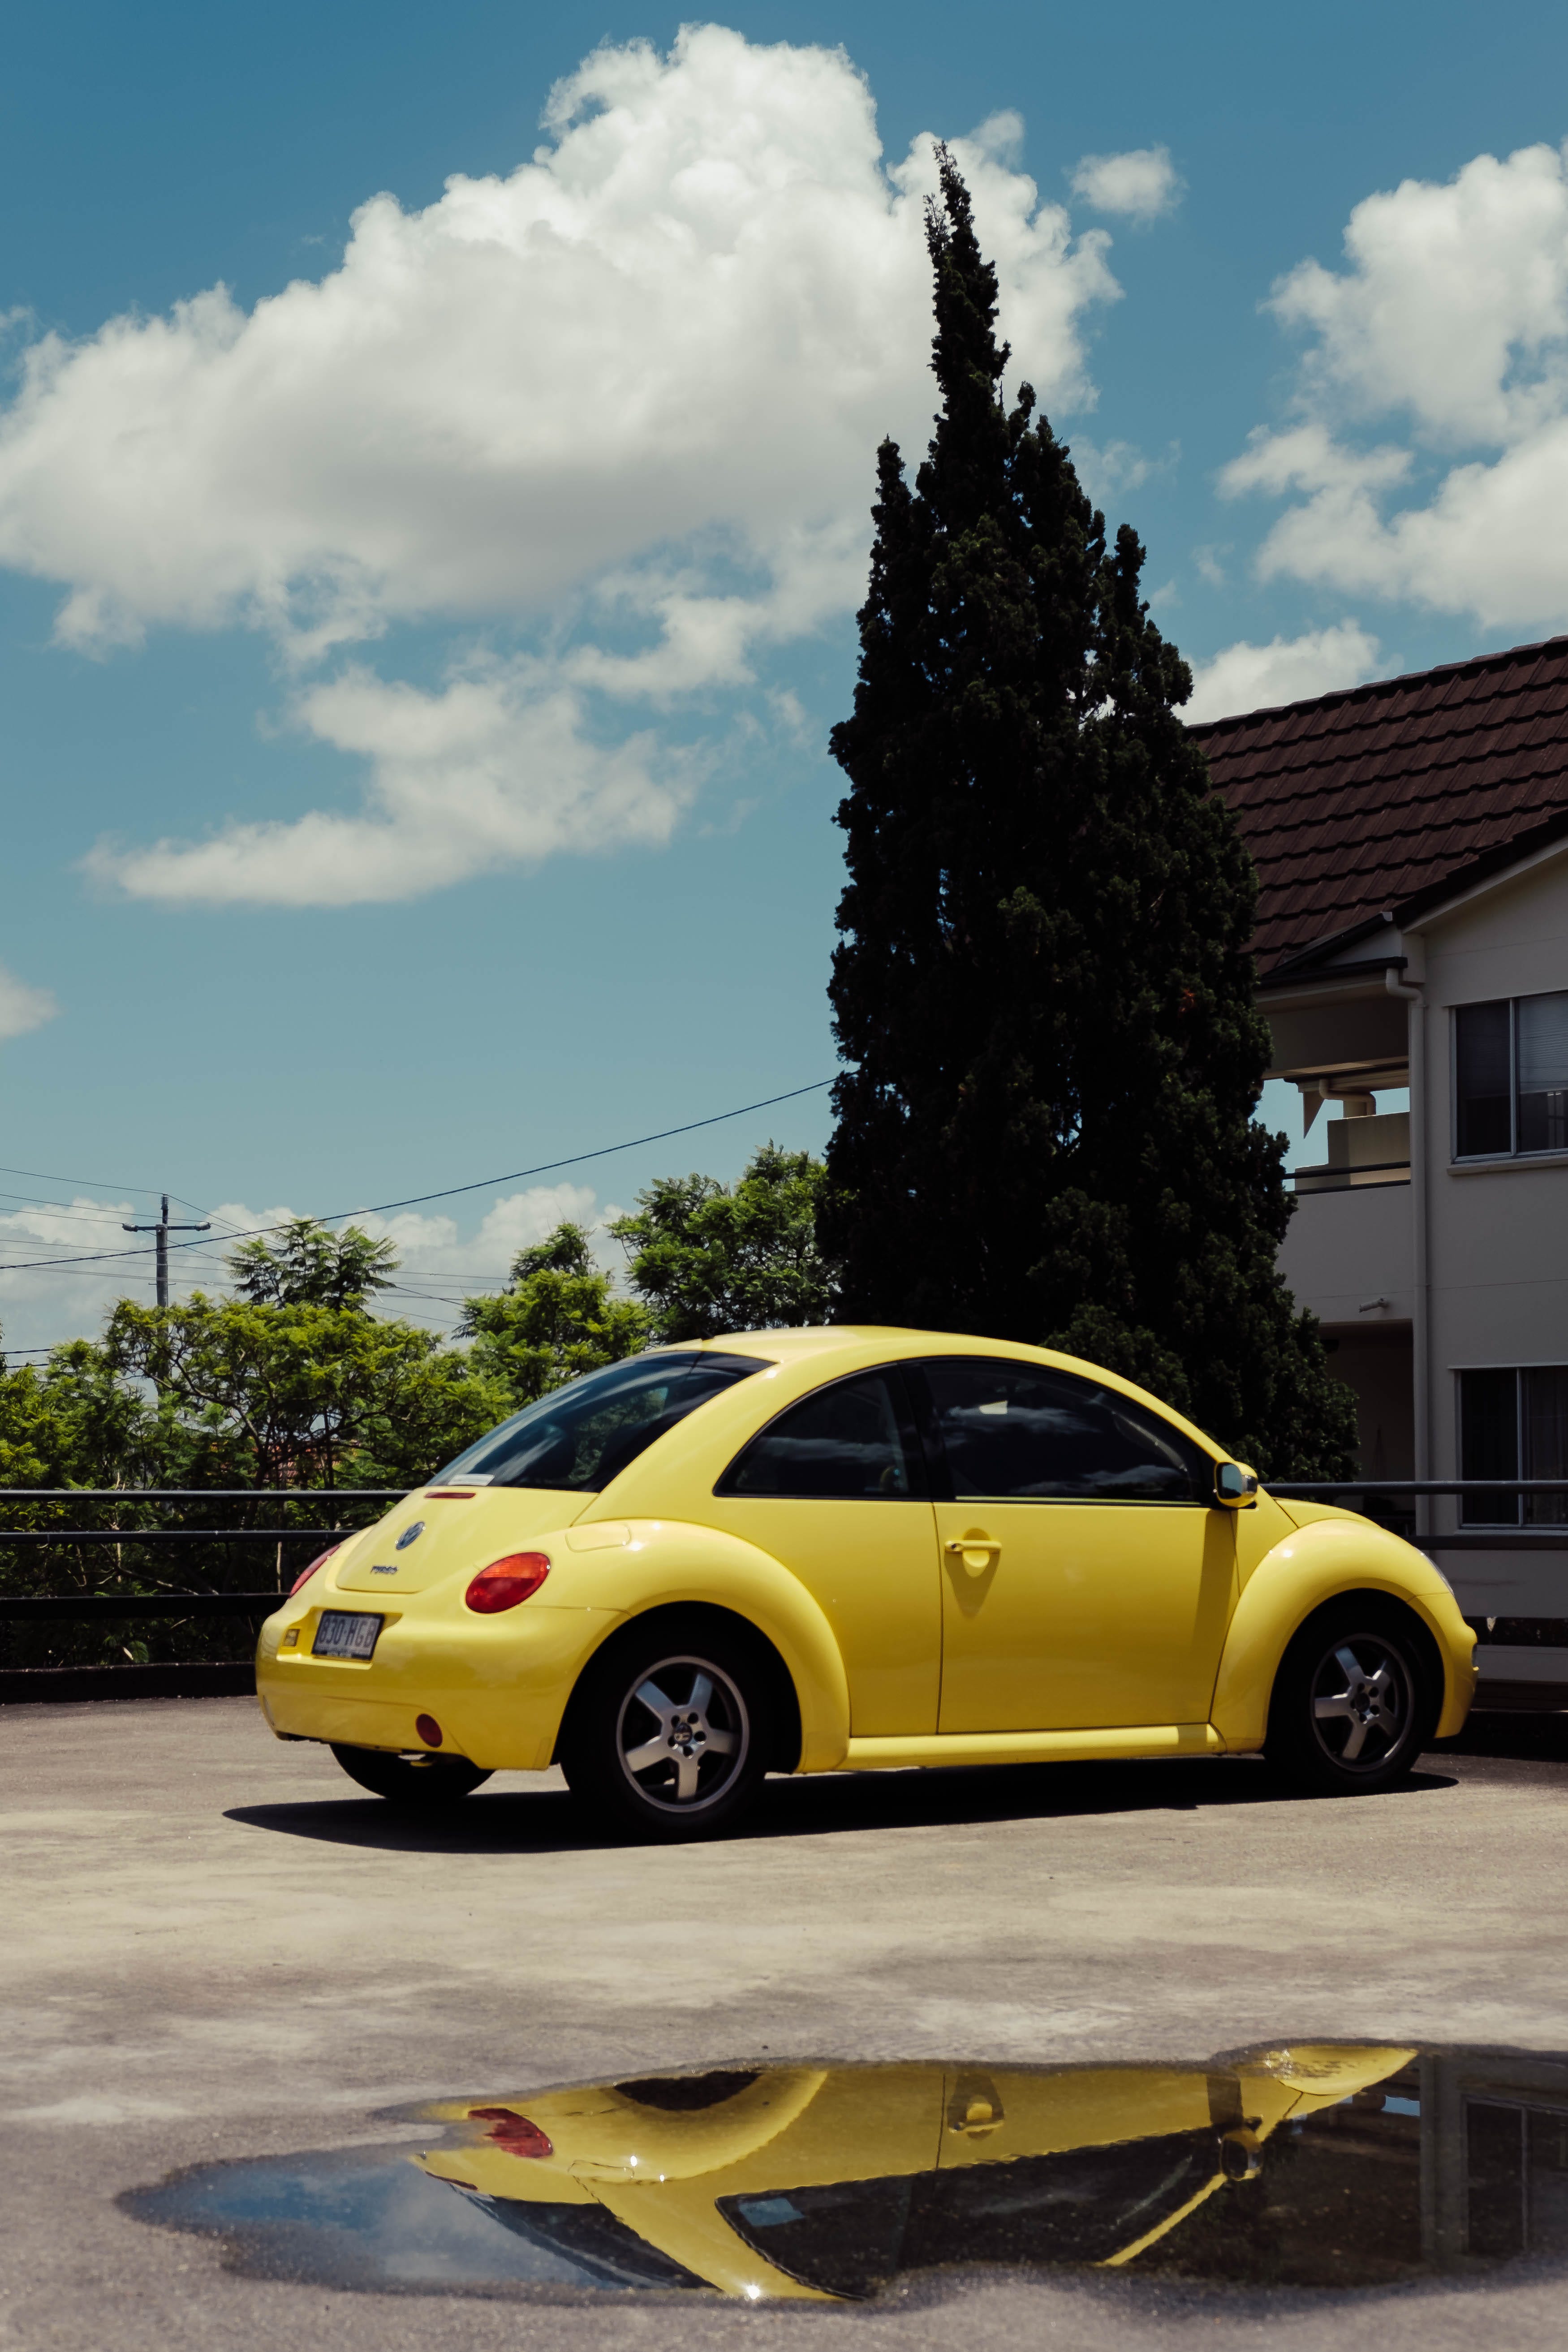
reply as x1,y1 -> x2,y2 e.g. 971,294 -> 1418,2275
459,1222 -> 649,1407
228,1218 -> 398,1309
105,1220 -> 501,1490
822,150 -> 1353,1478
611,1143 -> 834,1341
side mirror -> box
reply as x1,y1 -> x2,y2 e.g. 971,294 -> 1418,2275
1215,1461 -> 1258,1508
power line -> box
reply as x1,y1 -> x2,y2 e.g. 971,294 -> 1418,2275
0,1079 -> 834,1277
0,1191 -> 142,1219
0,1159 -> 159,1195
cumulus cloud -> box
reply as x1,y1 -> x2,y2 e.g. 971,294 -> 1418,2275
1224,140 -> 1568,628
0,29 -> 1123,904
1069,146 -> 1182,223
0,965 -> 56,1039
1184,622 -> 1383,723
0,1181 -> 604,1356
89,660 -> 692,906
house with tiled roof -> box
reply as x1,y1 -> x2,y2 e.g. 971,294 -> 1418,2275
1195,634 -> 1568,1706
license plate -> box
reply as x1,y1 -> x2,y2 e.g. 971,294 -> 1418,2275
312,1611 -> 383,1661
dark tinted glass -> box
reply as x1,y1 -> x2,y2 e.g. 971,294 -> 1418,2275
476,2196 -> 709,2291
1455,1000 -> 1512,1157
435,1352 -> 768,1492
718,1372 -> 922,1500
1517,992 -> 1568,1153
1523,1366 -> 1568,1527
918,1359 -> 1207,1502
1466,2104 -> 1525,2261
717,2132 -> 1218,2295
1460,1366 -> 1518,1526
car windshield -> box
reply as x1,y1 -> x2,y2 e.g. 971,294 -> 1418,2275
432,1352 -> 771,1492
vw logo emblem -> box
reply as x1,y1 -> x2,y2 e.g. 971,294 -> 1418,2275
396,1521 -> 425,1551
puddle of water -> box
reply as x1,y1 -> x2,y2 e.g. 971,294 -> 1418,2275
124,2046 -> 1568,2303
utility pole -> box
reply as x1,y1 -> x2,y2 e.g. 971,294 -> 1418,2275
123,1194 -> 211,1308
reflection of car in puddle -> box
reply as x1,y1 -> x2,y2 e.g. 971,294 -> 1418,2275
125,2047 -> 1568,2302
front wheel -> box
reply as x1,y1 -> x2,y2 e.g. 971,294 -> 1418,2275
559,1617 -> 773,1841
1264,1608 -> 1436,1795
330,1744 -> 492,1806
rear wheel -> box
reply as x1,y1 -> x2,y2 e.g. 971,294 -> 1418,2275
560,1616 -> 773,1840
1265,1606 -> 1436,1795
330,1744 -> 491,1805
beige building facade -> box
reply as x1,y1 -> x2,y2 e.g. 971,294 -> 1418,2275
1197,638 -> 1568,1707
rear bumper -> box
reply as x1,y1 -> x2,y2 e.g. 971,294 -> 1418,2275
254,1597 -> 621,1770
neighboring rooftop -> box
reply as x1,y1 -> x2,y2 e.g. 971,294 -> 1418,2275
1192,635 -> 1568,978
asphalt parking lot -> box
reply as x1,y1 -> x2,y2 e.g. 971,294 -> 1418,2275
6,1696 -> 1568,2349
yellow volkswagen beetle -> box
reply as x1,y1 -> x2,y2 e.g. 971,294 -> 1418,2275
406,2045 -> 1421,2297
254,1327 -> 1474,1835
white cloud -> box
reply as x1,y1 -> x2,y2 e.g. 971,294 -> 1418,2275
89,660 -> 692,906
0,29 -> 1122,905
0,1182 -> 603,1356
1184,622 -> 1382,723
1224,140 -> 1568,629
0,965 -> 56,1039
1069,146 -> 1182,223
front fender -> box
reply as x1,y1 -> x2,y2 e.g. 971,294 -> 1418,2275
553,1520 -> 853,1773
1210,1516 -> 1475,1750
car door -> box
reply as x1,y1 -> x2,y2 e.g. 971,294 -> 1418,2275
704,1366 -> 943,1737
908,1357 -> 1236,1734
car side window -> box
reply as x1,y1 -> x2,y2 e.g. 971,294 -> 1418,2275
716,1371 -> 925,1501
912,1359 -> 1208,1503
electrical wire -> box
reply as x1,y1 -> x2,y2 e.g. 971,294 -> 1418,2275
0,1160 -> 159,1194
0,1079 -> 833,1277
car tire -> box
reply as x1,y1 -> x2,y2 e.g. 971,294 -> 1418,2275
559,1614 -> 774,1841
330,1743 -> 492,1805
1264,1603 -> 1438,1796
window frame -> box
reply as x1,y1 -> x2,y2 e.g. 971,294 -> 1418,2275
712,1362 -> 930,1502
1452,991 -> 1568,1163
903,1355 -> 1215,1508
1456,1361 -> 1568,1528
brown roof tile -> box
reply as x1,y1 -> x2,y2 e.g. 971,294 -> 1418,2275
1193,635 -> 1568,973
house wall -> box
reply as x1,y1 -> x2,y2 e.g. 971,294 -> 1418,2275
1279,1178 -> 1413,1324
1413,850 -> 1568,1622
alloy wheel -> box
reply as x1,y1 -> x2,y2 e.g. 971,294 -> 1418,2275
614,1654 -> 750,1814
1308,1633 -> 1414,1775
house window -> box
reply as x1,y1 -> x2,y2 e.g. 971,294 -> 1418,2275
1455,993 -> 1568,1157
1459,1366 -> 1568,1526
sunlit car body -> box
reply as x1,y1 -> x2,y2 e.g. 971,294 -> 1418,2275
254,1326 -> 1474,1830
409,2046 -> 1419,2299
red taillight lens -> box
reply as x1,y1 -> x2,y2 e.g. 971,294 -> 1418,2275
470,2107 -> 552,2159
465,1553 -> 551,1612
290,1544 -> 341,1598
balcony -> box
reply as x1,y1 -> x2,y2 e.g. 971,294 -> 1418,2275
1292,1109 -> 1410,1194
1279,1160 -> 1413,1327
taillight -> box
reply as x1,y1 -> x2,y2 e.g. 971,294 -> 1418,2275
290,1544 -> 341,1598
465,1553 -> 551,1612
470,2107 -> 552,2159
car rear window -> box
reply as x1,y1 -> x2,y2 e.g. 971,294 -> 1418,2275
431,1352 -> 770,1493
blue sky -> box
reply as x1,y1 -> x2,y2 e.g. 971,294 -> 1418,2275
4,0 -> 1568,1348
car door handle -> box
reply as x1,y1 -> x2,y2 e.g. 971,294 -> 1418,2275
945,1535 -> 1001,1567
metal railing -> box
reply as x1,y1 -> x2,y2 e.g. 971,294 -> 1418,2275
1269,1478 -> 1568,1551
1287,1159 -> 1412,1191
0,1488 -> 408,1624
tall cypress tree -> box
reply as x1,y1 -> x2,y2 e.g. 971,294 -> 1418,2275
823,149 -> 1353,1478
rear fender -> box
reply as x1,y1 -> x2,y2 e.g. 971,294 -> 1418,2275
549,1521 -> 851,1772
1210,1516 -> 1469,1750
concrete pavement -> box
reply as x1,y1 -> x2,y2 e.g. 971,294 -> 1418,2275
5,1695 -> 1568,2348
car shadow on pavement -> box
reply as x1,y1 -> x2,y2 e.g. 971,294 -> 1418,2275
225,1752 -> 1458,1857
